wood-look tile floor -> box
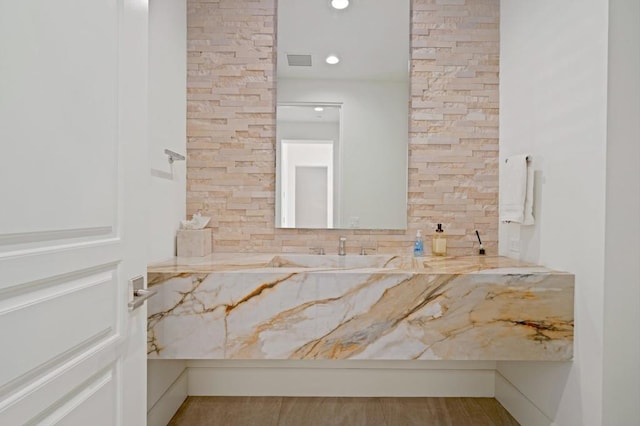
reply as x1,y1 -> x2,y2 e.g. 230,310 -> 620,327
168,397 -> 520,426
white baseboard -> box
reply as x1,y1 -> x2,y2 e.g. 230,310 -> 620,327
186,360 -> 496,397
495,371 -> 554,426
147,369 -> 188,426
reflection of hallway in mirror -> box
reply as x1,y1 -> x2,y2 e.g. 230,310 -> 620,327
295,166 -> 328,228
281,140 -> 334,228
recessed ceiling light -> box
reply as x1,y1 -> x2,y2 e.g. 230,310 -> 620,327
326,55 -> 340,65
314,107 -> 324,112
331,0 -> 349,10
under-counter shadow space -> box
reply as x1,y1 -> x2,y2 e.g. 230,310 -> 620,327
168,396 -> 520,426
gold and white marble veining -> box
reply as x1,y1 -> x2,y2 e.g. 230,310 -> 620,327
147,255 -> 574,361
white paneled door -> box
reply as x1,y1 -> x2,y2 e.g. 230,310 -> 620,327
0,0 -> 148,425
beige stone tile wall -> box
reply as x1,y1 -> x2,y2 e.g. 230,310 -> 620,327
187,0 -> 499,256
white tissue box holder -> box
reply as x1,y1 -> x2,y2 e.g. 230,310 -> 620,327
177,229 -> 212,257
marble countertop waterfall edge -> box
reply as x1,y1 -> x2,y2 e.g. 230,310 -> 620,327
147,254 -> 574,361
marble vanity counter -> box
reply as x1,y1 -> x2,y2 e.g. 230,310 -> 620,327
148,253 -> 552,278
147,254 -> 574,361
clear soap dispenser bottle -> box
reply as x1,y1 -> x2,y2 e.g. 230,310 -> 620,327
413,230 -> 424,257
432,223 -> 447,256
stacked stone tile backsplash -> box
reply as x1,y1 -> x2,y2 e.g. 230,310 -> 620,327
186,0 -> 499,255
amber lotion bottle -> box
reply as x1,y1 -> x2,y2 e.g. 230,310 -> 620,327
432,223 -> 447,256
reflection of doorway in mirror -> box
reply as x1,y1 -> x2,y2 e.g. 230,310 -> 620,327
281,140 -> 334,228
295,166 -> 328,228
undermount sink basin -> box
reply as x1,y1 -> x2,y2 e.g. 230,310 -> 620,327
268,254 -> 404,269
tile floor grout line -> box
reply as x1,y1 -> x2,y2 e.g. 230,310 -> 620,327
275,396 -> 283,426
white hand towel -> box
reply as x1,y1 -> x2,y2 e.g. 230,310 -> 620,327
500,154 -> 534,225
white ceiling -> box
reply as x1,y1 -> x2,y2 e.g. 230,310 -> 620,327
277,105 -> 341,123
276,0 -> 410,81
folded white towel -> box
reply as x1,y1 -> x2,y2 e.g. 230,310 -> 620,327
500,154 -> 534,225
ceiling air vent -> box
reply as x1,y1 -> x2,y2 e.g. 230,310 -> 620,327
287,54 -> 312,67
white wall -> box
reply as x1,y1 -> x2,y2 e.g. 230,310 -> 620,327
147,360 -> 188,426
278,79 -> 408,229
602,0 -> 640,424
147,0 -> 188,423
186,360 -> 497,397
498,1 -> 609,425
148,0 -> 187,263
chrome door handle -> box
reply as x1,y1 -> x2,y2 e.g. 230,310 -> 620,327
128,276 -> 157,311
128,288 -> 157,311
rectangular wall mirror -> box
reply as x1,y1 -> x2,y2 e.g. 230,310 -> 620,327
275,0 -> 410,230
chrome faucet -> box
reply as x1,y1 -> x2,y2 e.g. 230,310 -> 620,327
338,236 -> 347,256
